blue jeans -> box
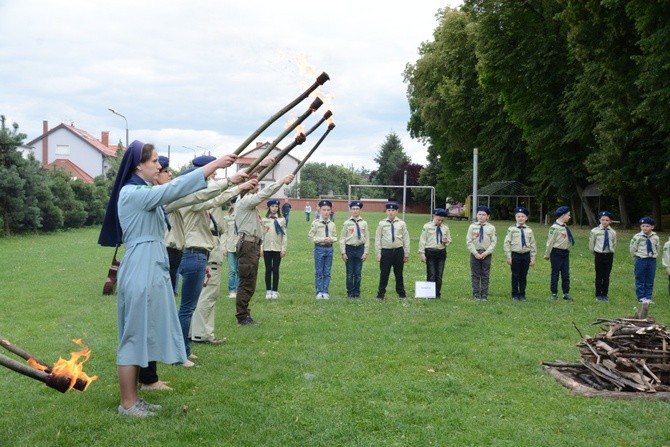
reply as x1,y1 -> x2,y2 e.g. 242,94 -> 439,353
634,257 -> 656,300
178,250 -> 208,356
313,245 -> 333,294
345,244 -> 364,297
227,251 -> 239,292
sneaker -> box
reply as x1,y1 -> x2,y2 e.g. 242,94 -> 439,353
228,291 -> 236,299
481,295 -> 488,301
376,295 -> 384,301
596,296 -> 609,302
272,291 -> 279,299
563,294 -> 573,301
640,298 -> 654,304
265,290 -> 272,299
118,402 -> 156,417
238,316 -> 258,326
137,398 -> 161,411
550,294 -> 558,301
316,293 -> 323,299
399,295 -> 407,300
322,293 -> 329,300
519,295 -> 527,301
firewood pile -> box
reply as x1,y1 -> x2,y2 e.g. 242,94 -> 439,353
543,304 -> 670,398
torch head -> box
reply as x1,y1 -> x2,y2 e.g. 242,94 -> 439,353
309,97 -> 324,112
323,110 -> 333,120
316,72 -> 330,85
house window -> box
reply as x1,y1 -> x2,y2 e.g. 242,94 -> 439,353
55,145 -> 70,156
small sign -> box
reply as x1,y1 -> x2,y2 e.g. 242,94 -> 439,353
415,281 -> 436,299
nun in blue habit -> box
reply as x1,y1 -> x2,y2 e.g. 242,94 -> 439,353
98,140 -> 225,416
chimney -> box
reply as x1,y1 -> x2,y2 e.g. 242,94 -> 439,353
256,142 -> 263,148
101,131 -> 109,147
42,120 -> 49,167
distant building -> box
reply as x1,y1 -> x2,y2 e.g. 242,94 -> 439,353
24,120 -> 120,183
236,142 -> 301,198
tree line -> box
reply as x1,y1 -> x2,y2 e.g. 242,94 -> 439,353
0,116 -> 421,236
404,0 -> 669,229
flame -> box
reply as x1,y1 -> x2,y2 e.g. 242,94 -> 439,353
49,339 -> 98,391
284,114 -> 297,130
27,357 -> 48,371
295,53 -> 317,77
327,116 -> 335,126
295,124 -> 305,137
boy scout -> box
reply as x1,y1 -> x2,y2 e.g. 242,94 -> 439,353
503,207 -> 536,301
309,200 -> 337,299
466,205 -> 497,301
375,202 -> 410,300
629,216 -> 660,304
588,210 -> 617,302
340,200 -> 370,299
544,206 -> 574,301
418,208 -> 451,299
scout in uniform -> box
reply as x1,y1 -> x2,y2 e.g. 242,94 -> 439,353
629,216 -> 660,304
418,208 -> 451,299
588,210 -> 617,302
309,200 -> 337,299
663,236 -> 670,296
466,205 -> 497,301
503,207 -> 536,301
262,198 -> 288,299
375,202 -> 410,300
544,205 -> 575,301
235,173 -> 295,324
339,200 -> 370,299
222,198 -> 239,298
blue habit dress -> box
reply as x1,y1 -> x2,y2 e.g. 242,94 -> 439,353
116,170 -> 207,367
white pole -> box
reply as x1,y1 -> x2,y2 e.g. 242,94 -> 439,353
402,170 -> 407,221
472,147 -> 479,221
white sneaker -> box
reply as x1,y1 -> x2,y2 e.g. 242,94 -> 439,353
316,293 -> 323,299
322,293 -> 329,300
228,291 -> 236,299
265,290 -> 272,299
272,291 -> 279,299
640,298 -> 654,304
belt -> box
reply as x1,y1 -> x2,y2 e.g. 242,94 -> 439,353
240,233 -> 262,244
315,243 -> 332,247
184,247 -> 209,255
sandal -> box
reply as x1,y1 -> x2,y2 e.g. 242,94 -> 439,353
140,381 -> 173,391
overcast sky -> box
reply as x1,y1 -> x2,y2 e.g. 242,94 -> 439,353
1,1 -> 462,170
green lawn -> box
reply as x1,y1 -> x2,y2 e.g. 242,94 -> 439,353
0,213 -> 668,447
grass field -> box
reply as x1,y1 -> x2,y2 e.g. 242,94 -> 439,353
0,212 -> 669,447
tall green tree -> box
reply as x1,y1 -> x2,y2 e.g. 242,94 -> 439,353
468,0 -> 598,224
404,8 -> 526,203
560,0 -> 669,228
373,132 -> 410,198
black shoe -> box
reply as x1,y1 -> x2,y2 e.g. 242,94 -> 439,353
399,296 -> 407,300
238,316 -> 258,326
563,294 -> 573,301
376,296 -> 384,301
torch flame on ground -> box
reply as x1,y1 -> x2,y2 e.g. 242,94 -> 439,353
48,339 -> 98,391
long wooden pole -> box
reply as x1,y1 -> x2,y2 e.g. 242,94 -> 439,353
233,72 -> 330,155
244,97 -> 323,174
292,123 -> 336,176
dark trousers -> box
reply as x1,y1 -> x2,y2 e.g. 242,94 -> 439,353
425,248 -> 446,298
167,247 -> 183,292
510,252 -> 531,298
263,250 -> 282,291
594,252 -> 614,298
345,244 -> 365,297
470,252 -> 492,298
377,247 -> 406,298
236,239 -> 260,322
139,361 -> 158,385
550,248 -> 570,294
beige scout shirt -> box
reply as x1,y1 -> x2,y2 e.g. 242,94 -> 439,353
503,224 -> 536,260
589,225 -> 617,254
179,185 -> 240,251
308,219 -> 337,245
222,212 -> 238,253
466,221 -> 497,256
375,218 -> 410,257
235,180 -> 285,240
629,231 -> 660,259
262,216 -> 288,252
163,177 -> 236,251
418,222 -> 451,254
339,217 -> 370,254
544,221 -> 572,258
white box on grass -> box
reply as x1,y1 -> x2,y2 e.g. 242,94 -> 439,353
415,281 -> 436,299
